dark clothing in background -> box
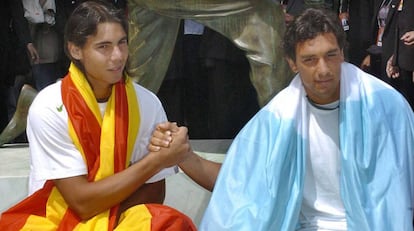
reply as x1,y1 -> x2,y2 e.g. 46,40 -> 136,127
0,0 -> 32,87
157,22 -> 186,126
342,0 -> 375,66
158,20 -> 210,139
182,32 -> 210,139
0,0 -> 33,131
284,0 -> 340,16
199,27 -> 260,139
381,0 -> 414,110
158,23 -> 260,139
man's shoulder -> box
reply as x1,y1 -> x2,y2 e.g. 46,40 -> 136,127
130,81 -> 164,110
265,75 -> 302,108
131,81 -> 157,98
342,62 -> 411,113
31,81 -> 63,107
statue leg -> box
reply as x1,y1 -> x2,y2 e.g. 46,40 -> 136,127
0,84 -> 37,147
127,0 -> 292,106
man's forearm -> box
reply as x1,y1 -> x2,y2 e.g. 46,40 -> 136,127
179,153 -> 221,192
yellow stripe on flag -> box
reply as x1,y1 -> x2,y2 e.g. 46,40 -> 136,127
68,63 -> 102,125
115,205 -> 152,231
125,77 -> 139,166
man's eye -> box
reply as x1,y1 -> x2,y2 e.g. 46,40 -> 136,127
327,53 -> 338,58
303,57 -> 317,64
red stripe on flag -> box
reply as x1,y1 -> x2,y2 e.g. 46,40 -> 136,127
146,204 -> 197,231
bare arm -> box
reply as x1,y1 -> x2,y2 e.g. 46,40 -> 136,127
178,153 -> 221,192
54,127 -> 190,220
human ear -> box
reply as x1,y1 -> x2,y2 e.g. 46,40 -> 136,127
339,49 -> 345,62
68,42 -> 82,60
286,58 -> 298,73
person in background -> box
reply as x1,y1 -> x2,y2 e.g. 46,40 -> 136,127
0,0 -> 38,138
339,0 -> 375,66
22,0 -> 63,91
0,1 -> 196,230
383,0 -> 414,110
361,0 -> 393,78
280,0 -> 342,23
152,8 -> 414,230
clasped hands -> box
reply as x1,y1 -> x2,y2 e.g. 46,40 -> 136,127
148,122 -> 193,168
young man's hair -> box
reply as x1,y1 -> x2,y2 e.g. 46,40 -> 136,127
282,8 -> 346,61
64,0 -> 128,68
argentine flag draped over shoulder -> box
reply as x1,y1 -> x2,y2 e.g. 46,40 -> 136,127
200,63 -> 414,231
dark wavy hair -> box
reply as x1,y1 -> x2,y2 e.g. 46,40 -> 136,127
64,0 -> 128,69
282,8 -> 346,61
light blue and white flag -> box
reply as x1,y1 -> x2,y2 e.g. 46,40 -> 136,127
200,62 -> 414,231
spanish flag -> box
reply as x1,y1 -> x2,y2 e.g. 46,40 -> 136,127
0,64 -> 196,231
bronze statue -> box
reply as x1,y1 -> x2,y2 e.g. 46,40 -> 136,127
0,84 -> 37,146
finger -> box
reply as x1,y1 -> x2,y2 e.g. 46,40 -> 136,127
404,41 -> 414,46
159,122 -> 179,133
149,135 -> 171,148
170,128 -> 189,145
148,143 -> 161,152
155,122 -> 170,132
156,121 -> 179,132
153,127 -> 171,137
392,72 -> 400,78
173,126 -> 188,136
169,122 -> 179,132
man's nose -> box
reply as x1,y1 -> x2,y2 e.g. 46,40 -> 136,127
317,58 -> 330,75
111,46 -> 124,60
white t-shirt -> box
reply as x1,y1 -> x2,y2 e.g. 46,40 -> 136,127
298,100 -> 347,230
27,80 -> 177,194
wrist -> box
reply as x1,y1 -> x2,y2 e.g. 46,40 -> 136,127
141,152 -> 165,173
